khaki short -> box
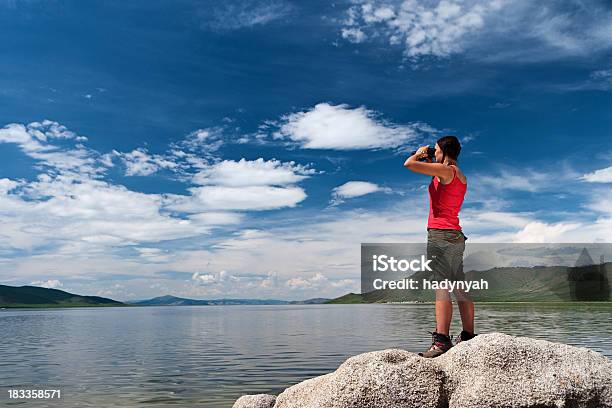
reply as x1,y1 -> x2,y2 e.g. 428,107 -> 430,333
426,228 -> 466,283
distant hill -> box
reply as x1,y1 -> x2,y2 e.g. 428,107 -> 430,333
325,293 -> 364,304
326,262 -> 612,304
0,285 -> 125,308
129,295 -> 210,306
128,295 -> 330,306
289,298 -> 330,305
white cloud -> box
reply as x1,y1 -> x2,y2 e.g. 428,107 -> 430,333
333,181 -> 382,198
461,210 -> 532,230
286,272 -> 353,290
285,276 -> 311,289
0,121 -> 104,175
111,127 -> 227,179
477,173 -> 537,192
0,178 -> 21,194
136,248 -> 173,263
341,27 -> 367,43
204,1 -> 292,31
28,120 -> 87,142
581,166 -> 612,183
187,212 -> 244,225
0,121 -> 317,263
513,221 -> 581,243
340,0 -> 612,62
585,188 -> 612,215
0,173 -> 213,253
6,190 -> 612,300
591,69 -> 612,87
166,158 -> 312,212
196,206 -> 429,285
99,153 -> 114,167
166,185 -> 306,212
192,158 -> 314,186
474,167 -> 560,193
331,181 -> 389,205
341,0 -> 505,58
30,279 -> 63,289
114,148 -> 179,176
192,270 -> 240,285
362,3 -> 396,23
0,121 -> 273,256
180,128 -> 224,154
274,102 -> 430,150
523,4 -> 612,59
192,272 -> 217,284
567,69 -> 612,91
196,201 -> 610,293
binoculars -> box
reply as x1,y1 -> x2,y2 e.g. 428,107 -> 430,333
411,146 -> 436,162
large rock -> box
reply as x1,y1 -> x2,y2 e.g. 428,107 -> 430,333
274,349 -> 445,408
233,333 -> 612,408
232,393 -> 276,408
440,333 -> 612,407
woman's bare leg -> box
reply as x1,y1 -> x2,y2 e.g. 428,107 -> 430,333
455,289 -> 474,333
435,289 -> 452,335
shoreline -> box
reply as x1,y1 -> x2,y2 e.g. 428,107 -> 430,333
2,300 -> 612,310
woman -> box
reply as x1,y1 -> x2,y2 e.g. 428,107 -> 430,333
404,135 -> 477,358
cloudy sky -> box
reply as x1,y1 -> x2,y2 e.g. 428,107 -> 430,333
1,0 -> 611,301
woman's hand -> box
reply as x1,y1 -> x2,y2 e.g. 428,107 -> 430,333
415,145 -> 430,159
404,145 -> 430,167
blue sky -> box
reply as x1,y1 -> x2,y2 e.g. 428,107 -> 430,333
1,0 -> 611,301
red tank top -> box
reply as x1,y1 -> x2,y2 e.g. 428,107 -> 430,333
427,165 -> 467,230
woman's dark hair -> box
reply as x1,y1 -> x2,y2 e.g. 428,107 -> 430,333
436,135 -> 461,163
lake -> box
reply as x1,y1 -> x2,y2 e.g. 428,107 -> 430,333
1,303 -> 610,407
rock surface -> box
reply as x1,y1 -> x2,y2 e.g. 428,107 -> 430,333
232,333 -> 612,408
441,333 -> 612,407
232,393 -> 276,408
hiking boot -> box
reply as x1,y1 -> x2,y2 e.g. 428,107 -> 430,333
419,331 -> 453,358
454,330 -> 477,346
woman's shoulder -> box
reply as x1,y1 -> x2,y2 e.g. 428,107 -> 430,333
450,164 -> 467,184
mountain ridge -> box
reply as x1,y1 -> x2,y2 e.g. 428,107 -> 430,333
0,285 -> 125,308
127,295 -> 330,306
0,286 -> 331,308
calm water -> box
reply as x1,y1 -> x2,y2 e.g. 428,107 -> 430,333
1,303 -> 611,407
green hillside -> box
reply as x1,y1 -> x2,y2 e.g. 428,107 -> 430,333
325,293 -> 364,304
0,285 -> 126,308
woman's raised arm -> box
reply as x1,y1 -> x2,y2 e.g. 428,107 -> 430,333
404,145 -> 454,180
